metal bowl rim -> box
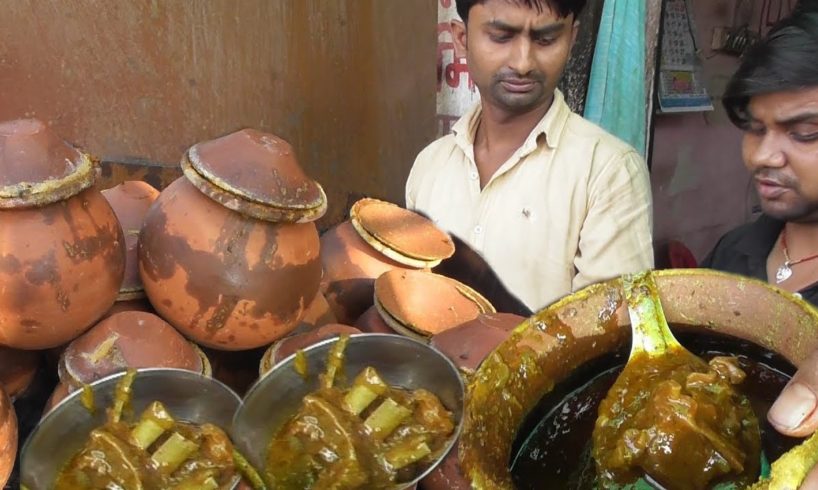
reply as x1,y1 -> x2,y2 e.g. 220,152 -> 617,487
21,367 -> 242,460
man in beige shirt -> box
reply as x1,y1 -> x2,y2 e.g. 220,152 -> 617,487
406,0 -> 653,311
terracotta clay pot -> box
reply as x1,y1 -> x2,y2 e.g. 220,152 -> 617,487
321,198 -> 455,324
139,129 -> 325,350
101,180 -> 160,301
0,387 -> 16,488
299,291 -> 337,329
422,313 -> 524,489
460,269 -> 818,489
420,446 -> 470,490
430,313 -> 525,374
0,345 -> 40,400
58,311 -> 210,390
0,119 -> 125,349
259,323 -> 362,376
202,346 -> 268,397
100,297 -> 155,320
374,270 -> 495,341
354,305 -> 394,334
42,381 -> 70,415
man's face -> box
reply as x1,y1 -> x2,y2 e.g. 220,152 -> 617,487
452,0 -> 577,115
743,87 -> 818,222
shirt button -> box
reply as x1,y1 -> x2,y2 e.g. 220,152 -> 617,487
474,225 -> 483,235
469,171 -> 478,180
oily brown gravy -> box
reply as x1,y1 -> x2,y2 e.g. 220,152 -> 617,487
509,327 -> 802,489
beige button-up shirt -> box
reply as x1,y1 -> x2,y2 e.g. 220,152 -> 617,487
406,90 -> 653,311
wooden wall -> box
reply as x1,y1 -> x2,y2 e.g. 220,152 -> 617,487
0,0 -> 438,228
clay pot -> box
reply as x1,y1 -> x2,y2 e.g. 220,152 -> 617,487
354,305 -> 394,334
101,296 -> 155,319
430,313 -> 525,374
0,387 -> 16,488
42,381 -> 70,415
203,346 -> 267,397
422,313 -> 523,489
0,345 -> 40,400
300,291 -> 337,329
420,446 -> 470,490
321,198 -> 455,324
0,119 -> 125,349
259,323 -> 362,375
374,270 -> 495,341
139,129 -> 325,350
101,180 -> 160,300
58,311 -> 210,390
460,269 -> 818,489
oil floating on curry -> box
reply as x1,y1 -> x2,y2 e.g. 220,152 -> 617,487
264,335 -> 456,489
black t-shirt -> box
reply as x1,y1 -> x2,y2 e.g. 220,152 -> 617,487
701,214 -> 818,306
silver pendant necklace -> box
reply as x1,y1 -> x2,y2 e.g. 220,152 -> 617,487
776,261 -> 793,284
775,227 -> 818,284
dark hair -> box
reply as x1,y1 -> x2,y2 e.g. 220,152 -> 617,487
723,1 -> 818,128
455,0 -> 586,23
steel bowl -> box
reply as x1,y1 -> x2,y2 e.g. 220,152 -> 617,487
20,368 -> 242,490
232,333 -> 465,490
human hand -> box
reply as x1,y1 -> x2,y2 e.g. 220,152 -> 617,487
769,349 -> 818,488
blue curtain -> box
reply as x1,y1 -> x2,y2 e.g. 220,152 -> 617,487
583,0 -> 647,156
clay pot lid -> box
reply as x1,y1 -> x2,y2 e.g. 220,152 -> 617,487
260,324 -> 361,375
374,270 -> 495,340
59,311 -> 211,388
0,118 -> 95,209
350,198 -> 455,268
0,346 -> 40,400
182,128 -> 327,223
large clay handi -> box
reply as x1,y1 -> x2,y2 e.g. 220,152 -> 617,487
460,269 -> 818,489
0,119 -> 125,349
321,198 -> 455,324
138,129 -> 326,350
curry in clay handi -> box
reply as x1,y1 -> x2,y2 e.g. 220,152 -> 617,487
0,118 -> 125,349
458,269 -> 818,490
320,198 -> 455,324
592,273 -> 760,490
264,335 -> 456,489
138,129 -> 325,350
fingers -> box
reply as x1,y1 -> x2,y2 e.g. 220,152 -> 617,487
769,350 -> 818,438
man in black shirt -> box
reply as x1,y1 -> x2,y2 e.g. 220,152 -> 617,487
703,5 -> 818,487
702,3 -> 818,306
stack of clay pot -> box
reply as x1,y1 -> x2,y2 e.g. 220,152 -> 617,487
320,198 -> 457,324
0,118 -> 127,487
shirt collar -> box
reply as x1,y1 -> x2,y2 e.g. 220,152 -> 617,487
735,214 -> 784,259
451,88 -> 571,156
